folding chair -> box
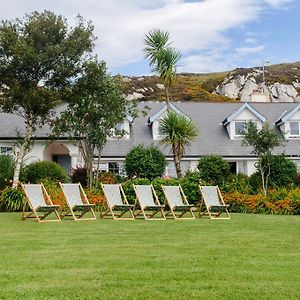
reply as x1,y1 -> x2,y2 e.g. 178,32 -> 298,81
59,183 -> 96,221
21,183 -> 61,223
199,185 -> 230,219
133,184 -> 166,220
162,185 -> 195,220
101,184 -> 135,220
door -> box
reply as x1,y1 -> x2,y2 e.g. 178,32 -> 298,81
53,155 -> 72,173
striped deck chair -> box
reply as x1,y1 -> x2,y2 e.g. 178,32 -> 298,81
199,186 -> 230,219
59,183 -> 96,221
101,184 -> 134,220
21,183 -> 61,223
133,185 -> 166,220
162,185 -> 195,220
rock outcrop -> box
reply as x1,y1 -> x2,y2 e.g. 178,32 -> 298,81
214,65 -> 300,102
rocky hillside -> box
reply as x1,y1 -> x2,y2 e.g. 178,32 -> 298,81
120,61 -> 300,103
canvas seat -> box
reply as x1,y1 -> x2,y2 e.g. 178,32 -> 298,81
199,185 -> 230,219
162,185 -> 195,220
133,185 -> 166,220
21,183 -> 61,223
101,184 -> 134,220
59,183 -> 96,221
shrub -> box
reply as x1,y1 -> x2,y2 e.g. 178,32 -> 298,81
124,145 -> 166,180
23,161 -> 68,183
98,171 -> 118,184
0,155 -> 14,189
221,173 -> 253,194
197,155 -> 230,185
0,187 -> 26,212
71,166 -> 88,187
268,154 -> 297,187
179,171 -> 202,205
42,179 -> 66,209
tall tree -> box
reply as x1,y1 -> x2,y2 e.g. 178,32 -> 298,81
144,29 -> 181,104
160,111 -> 198,178
54,59 -> 127,188
0,11 -> 95,187
242,122 -> 285,195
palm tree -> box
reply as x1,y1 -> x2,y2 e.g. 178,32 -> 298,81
144,29 -> 181,105
160,111 -> 198,178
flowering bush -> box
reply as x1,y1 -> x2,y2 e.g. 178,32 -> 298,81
223,189 -> 300,215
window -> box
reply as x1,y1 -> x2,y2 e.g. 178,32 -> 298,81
0,146 -> 13,155
108,162 -> 120,174
289,121 -> 300,136
234,121 -> 246,136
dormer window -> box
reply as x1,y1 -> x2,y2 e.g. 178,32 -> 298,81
289,121 -> 300,137
222,103 -> 266,140
148,103 -> 189,140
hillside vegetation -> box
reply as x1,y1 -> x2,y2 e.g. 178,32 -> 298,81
120,61 -> 300,102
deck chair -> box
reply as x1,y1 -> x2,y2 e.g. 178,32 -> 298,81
133,185 -> 166,220
162,185 -> 195,220
21,183 -> 61,223
199,185 -> 230,219
59,183 -> 96,221
101,184 -> 135,220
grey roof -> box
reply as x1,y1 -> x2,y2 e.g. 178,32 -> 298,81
1,101 -> 300,159
101,101 -> 300,159
275,102 -> 300,125
0,105 -> 66,139
222,103 -> 266,126
148,102 -> 189,124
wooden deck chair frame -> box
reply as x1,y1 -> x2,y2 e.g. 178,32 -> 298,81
199,185 -> 230,220
100,183 -> 135,220
59,183 -> 96,221
162,185 -> 195,220
133,184 -> 166,220
21,183 -> 61,223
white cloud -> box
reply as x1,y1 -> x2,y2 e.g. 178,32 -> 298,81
236,45 -> 265,56
0,0 -> 294,74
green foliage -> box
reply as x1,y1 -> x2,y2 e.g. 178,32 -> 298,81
242,122 -> 285,195
0,187 -> 26,212
23,161 -> 67,183
70,166 -> 88,187
151,177 -> 180,205
0,155 -> 14,189
197,155 -> 230,185
160,110 -> 198,178
268,154 -> 297,187
144,29 -> 181,103
54,59 -> 128,188
124,145 -> 166,180
221,173 -> 253,194
0,10 -> 95,186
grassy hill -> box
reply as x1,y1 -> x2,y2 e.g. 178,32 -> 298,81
120,61 -> 300,102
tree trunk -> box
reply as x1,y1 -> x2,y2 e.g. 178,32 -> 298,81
165,86 -> 170,107
12,118 -> 34,188
78,140 -> 94,189
172,144 -> 182,178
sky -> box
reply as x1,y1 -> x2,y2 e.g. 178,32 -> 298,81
0,0 -> 299,76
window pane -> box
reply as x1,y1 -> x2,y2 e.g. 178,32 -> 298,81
0,146 -> 13,155
108,162 -> 120,174
290,121 -> 299,135
235,121 -> 245,135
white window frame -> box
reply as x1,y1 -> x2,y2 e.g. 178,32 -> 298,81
289,121 -> 300,137
234,120 -> 247,137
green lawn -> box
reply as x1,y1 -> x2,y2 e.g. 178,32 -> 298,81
0,213 -> 299,300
